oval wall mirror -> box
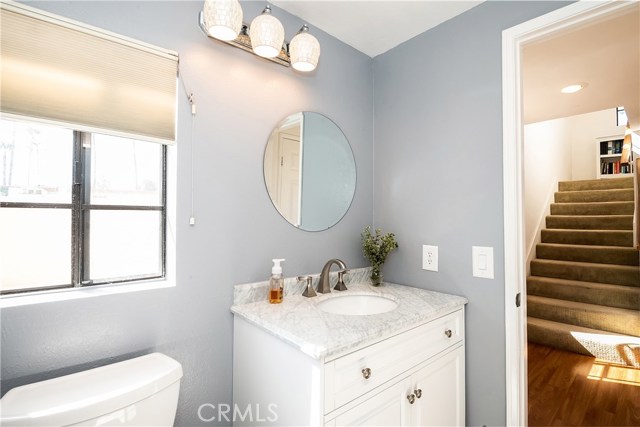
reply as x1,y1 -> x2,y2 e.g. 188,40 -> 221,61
263,112 -> 356,231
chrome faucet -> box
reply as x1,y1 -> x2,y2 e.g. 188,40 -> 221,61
317,259 -> 347,294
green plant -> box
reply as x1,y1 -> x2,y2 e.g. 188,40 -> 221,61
361,226 -> 398,285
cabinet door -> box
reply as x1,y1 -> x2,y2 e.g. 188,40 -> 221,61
411,345 -> 465,427
333,377 -> 412,427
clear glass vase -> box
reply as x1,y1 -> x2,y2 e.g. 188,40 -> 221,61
371,265 -> 383,286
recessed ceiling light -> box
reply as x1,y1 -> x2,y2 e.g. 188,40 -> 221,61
561,83 -> 587,94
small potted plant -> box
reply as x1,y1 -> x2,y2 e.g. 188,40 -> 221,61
361,226 -> 398,286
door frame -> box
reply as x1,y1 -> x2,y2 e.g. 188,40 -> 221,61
501,1 -> 636,425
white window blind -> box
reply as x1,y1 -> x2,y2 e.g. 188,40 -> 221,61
0,1 -> 178,144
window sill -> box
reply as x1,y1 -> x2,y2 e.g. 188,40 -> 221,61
0,279 -> 175,309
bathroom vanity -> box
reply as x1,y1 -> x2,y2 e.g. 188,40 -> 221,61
231,271 -> 467,426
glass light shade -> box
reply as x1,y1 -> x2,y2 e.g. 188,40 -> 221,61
249,7 -> 285,58
203,0 -> 243,41
290,28 -> 320,72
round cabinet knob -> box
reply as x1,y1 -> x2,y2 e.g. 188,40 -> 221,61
414,389 -> 422,399
445,329 -> 453,338
407,394 -> 416,404
361,367 -> 371,379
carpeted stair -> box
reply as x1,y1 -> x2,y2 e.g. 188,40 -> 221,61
527,176 -> 640,367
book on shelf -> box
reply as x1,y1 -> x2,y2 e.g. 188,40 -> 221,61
614,140 -> 623,154
601,159 -> 633,175
599,139 -> 624,155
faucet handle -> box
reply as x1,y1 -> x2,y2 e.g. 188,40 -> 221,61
334,269 -> 349,291
298,275 -> 316,297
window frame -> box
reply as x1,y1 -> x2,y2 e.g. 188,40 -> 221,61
616,107 -> 627,127
0,123 -> 167,295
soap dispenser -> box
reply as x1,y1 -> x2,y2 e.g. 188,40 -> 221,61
269,258 -> 285,304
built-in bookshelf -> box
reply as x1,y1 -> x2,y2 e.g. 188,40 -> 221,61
596,136 -> 634,178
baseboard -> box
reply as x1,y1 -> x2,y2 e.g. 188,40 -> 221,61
526,180 -> 558,276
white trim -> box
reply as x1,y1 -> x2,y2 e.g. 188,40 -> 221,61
502,1 -> 636,425
525,180 -> 557,276
0,279 -> 175,309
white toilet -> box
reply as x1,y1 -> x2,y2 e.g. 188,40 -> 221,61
0,353 -> 183,427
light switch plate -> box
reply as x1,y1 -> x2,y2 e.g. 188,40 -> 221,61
472,246 -> 494,279
422,245 -> 438,272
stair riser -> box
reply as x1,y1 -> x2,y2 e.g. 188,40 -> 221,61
527,301 -> 640,336
545,216 -> 633,230
527,321 -> 640,367
541,230 -> 633,247
531,261 -> 639,286
535,245 -> 640,266
550,202 -> 634,215
558,178 -> 634,192
554,189 -> 634,203
532,177 -> 639,365
527,280 -> 640,310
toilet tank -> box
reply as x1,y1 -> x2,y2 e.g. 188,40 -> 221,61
0,353 -> 183,427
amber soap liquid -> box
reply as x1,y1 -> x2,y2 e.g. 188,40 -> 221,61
269,288 -> 283,304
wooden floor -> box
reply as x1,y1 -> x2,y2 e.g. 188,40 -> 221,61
528,342 -> 640,426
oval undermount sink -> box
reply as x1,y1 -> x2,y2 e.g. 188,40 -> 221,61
317,294 -> 398,316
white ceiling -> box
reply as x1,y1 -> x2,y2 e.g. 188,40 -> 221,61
273,1 -> 483,57
273,1 -> 638,128
523,3 -> 639,129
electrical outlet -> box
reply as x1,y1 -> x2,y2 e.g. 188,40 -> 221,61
422,245 -> 438,272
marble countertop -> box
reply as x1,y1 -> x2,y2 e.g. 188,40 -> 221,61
231,270 -> 468,360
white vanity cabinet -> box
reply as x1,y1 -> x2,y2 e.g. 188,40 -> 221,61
330,346 -> 464,426
233,307 -> 465,426
324,309 -> 464,426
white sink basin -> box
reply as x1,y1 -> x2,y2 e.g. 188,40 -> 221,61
317,294 -> 398,316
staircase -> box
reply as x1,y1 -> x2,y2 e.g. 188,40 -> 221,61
527,176 -> 640,367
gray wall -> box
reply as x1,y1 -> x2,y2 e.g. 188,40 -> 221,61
0,2 -> 373,426
373,1 -> 569,425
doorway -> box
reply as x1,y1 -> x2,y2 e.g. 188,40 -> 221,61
502,1 -> 639,425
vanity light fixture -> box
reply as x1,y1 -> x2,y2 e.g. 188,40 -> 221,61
202,0 -> 243,42
290,25 -> 321,72
198,2 -> 321,72
561,83 -> 587,94
249,5 -> 284,59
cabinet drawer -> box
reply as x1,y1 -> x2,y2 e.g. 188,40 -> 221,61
324,309 -> 463,413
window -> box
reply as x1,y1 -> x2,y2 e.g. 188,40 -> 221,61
0,2 -> 176,297
617,107 -> 628,126
0,118 -> 166,294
